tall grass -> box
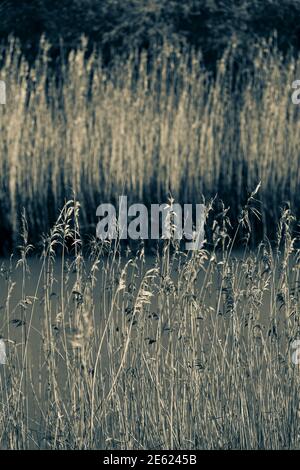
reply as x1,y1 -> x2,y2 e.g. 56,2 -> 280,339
0,197 -> 300,449
1,38 -> 300,250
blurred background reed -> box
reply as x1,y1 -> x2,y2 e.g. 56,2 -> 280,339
1,36 -> 300,251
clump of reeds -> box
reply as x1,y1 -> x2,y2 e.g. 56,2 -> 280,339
1,37 -> 300,249
0,195 -> 300,449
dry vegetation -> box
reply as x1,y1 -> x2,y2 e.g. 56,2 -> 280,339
0,197 -> 300,449
1,38 -> 300,450
1,38 -> 300,249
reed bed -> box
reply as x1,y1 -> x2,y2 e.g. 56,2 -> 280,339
0,197 -> 300,449
1,38 -> 300,250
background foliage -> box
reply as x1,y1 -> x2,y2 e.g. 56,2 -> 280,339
1,1 -> 300,65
